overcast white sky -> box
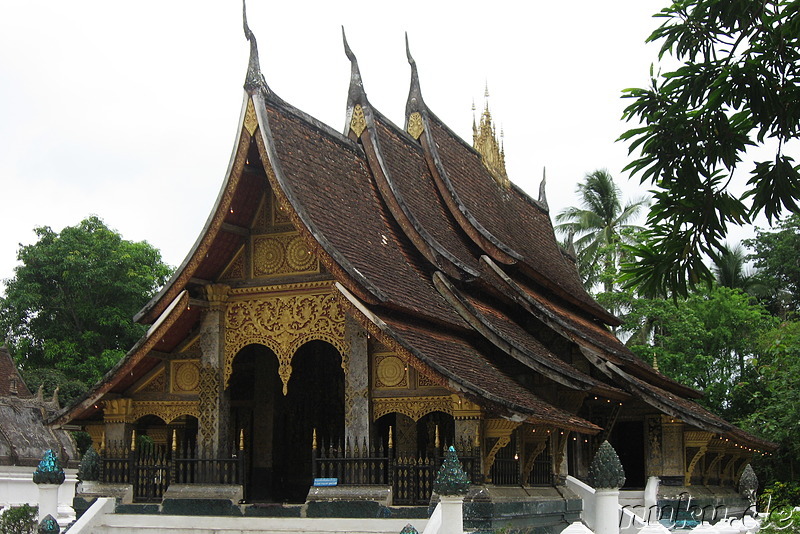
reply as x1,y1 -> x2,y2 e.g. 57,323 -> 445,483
1,1 -> 675,290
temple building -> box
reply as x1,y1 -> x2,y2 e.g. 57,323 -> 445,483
53,16 -> 773,523
0,345 -> 78,518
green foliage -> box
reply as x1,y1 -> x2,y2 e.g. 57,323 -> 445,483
745,215 -> 800,317
0,216 -> 172,388
22,368 -> 87,407
741,321 -> 800,480
0,504 -> 38,534
72,431 -> 93,457
623,286 -> 775,419
761,509 -> 800,534
619,0 -> 800,298
759,480 -> 800,512
555,169 -> 647,294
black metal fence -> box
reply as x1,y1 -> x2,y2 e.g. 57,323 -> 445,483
100,441 -> 246,503
312,437 -> 482,506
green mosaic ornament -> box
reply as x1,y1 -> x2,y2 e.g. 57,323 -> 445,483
33,449 -> 66,485
77,446 -> 100,481
433,446 -> 470,496
588,441 -> 625,489
399,524 -> 419,534
38,514 -> 60,534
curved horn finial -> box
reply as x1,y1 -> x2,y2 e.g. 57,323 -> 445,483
342,27 -> 366,109
405,33 -> 425,117
538,167 -> 549,210
243,0 -> 266,92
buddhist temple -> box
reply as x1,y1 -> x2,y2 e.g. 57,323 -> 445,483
52,9 -> 774,528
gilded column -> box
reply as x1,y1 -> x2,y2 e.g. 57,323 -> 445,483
344,316 -> 369,445
197,283 -> 230,459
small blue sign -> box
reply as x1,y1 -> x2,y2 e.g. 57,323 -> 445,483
313,477 -> 339,487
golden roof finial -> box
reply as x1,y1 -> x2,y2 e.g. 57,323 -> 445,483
388,426 -> 394,449
312,428 -> 317,450
172,429 -> 177,451
130,429 -> 137,451
239,428 -> 245,450
473,83 -> 509,188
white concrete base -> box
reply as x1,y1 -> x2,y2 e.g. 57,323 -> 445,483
595,488 -> 620,534
37,483 -> 60,521
81,514 -> 429,534
0,466 -> 77,526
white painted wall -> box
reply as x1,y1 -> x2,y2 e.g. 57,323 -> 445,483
0,466 -> 78,525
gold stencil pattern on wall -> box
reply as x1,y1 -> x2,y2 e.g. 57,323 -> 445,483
224,284 -> 348,394
171,360 -> 201,394
375,354 -> 407,388
198,363 -> 219,452
252,231 -> 319,277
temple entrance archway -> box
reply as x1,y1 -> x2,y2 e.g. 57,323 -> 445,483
226,340 -> 344,503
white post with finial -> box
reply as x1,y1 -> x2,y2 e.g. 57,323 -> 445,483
33,449 -> 66,526
590,441 -> 626,534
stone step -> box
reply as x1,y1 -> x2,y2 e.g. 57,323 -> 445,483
92,514 -> 428,534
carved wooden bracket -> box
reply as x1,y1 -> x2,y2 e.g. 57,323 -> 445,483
684,431 -> 713,485
482,419 -> 521,479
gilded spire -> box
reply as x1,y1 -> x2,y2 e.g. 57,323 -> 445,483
473,85 -> 509,188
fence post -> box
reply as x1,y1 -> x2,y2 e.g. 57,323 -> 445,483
311,428 -> 317,480
169,429 -> 178,488
128,430 -> 136,488
388,426 -> 395,489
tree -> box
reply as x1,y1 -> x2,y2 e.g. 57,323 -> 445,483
0,216 -> 172,392
555,169 -> 648,293
712,242 -> 766,296
623,285 -> 775,420
742,321 -> 800,481
745,214 -> 800,317
619,0 -> 800,298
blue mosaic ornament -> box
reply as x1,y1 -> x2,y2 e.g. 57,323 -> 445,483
432,446 -> 470,496
399,524 -> 419,534
38,514 -> 60,534
33,449 -> 66,485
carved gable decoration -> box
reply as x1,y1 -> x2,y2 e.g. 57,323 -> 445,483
171,359 -> 201,394
224,282 -> 348,394
133,367 -> 166,394
252,231 -> 319,277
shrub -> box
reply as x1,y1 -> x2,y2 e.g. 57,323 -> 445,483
760,481 -> 800,512
0,504 -> 38,534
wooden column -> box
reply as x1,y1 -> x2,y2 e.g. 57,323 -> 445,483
197,283 -> 229,460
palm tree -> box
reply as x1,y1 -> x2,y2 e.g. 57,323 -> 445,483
712,243 -> 767,296
555,169 -> 648,293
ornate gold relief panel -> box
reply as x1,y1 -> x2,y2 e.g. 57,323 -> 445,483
171,359 -> 201,394
252,231 -> 319,278
131,401 -> 200,424
372,395 -> 454,422
133,367 -> 166,394
220,248 -> 245,281
224,283 -> 348,394
374,352 -> 408,389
